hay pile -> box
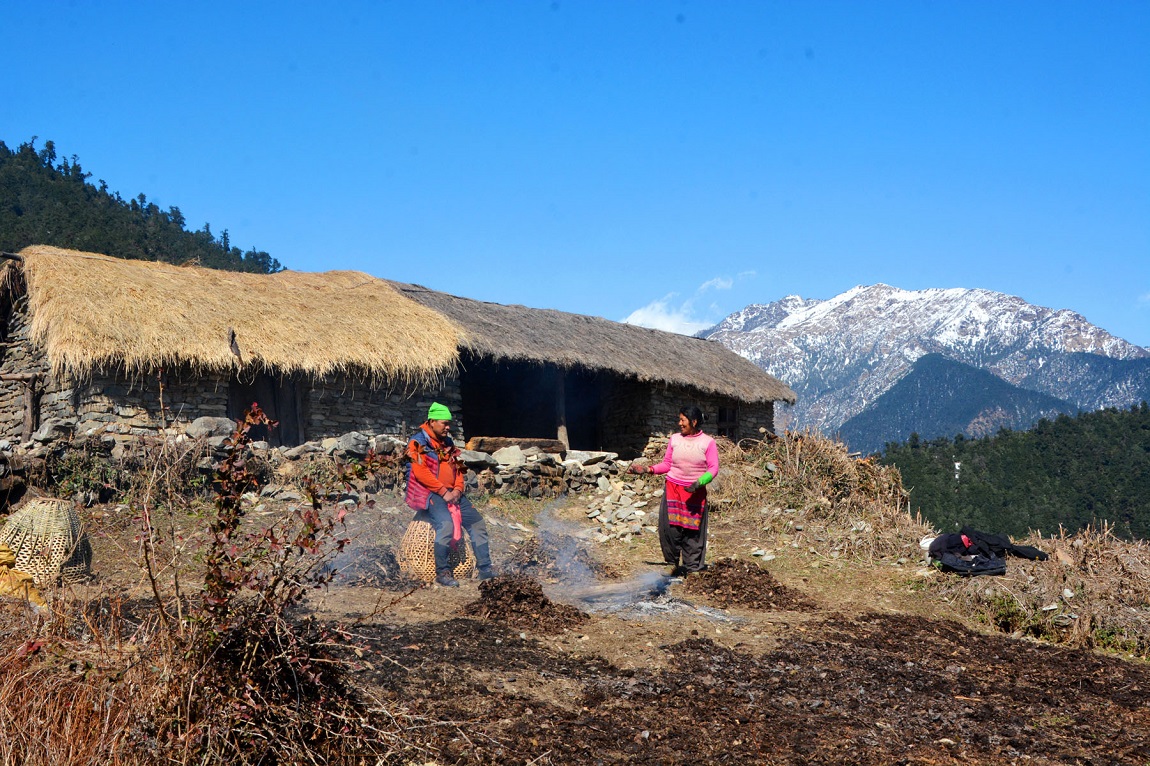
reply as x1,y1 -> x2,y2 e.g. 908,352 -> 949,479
707,431 -> 932,561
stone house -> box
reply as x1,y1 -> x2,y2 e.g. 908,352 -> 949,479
0,246 -> 795,456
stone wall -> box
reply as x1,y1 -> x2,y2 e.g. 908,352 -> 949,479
0,297 -> 73,440
75,369 -> 230,435
598,377 -> 777,458
305,379 -> 463,442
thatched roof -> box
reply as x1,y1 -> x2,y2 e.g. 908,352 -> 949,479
9,246 -> 463,384
392,282 -> 797,405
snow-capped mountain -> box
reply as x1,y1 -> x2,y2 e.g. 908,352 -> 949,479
701,284 -> 1150,438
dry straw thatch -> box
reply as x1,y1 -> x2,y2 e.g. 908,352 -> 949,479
393,282 -> 797,404
11,246 -> 464,386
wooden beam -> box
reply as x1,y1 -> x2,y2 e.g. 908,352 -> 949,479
464,436 -> 567,454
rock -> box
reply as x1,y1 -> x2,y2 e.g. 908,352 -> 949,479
459,449 -> 498,469
207,436 -> 230,450
250,440 -> 270,451
283,442 -> 322,459
596,477 -> 612,492
321,437 -> 339,453
334,431 -> 370,457
563,450 -> 616,466
186,416 -> 236,439
371,435 -> 406,453
32,418 -> 75,443
492,446 -> 526,466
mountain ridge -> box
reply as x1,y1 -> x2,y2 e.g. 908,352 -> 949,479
701,284 -> 1150,443
837,353 -> 1077,453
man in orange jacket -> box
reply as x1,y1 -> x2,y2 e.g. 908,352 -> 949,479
405,402 -> 495,586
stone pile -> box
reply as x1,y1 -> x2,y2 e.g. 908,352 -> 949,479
6,416 -> 666,512
583,484 -> 663,543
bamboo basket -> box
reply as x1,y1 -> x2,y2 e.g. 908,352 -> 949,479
0,498 -> 92,587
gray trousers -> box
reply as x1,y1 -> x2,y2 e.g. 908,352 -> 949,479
658,495 -> 709,572
421,493 -> 492,572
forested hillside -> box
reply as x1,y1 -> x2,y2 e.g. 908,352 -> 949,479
0,138 -> 280,273
881,403 -> 1150,540
839,353 -> 1076,454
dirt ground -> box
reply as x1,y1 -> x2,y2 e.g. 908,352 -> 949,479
83,493 -> 1150,765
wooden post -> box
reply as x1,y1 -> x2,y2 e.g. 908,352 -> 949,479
556,370 -> 570,449
19,376 -> 39,441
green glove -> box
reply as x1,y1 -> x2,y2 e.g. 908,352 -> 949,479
686,472 -> 714,494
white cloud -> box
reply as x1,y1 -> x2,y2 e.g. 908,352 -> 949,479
622,294 -> 713,335
699,276 -> 733,292
623,272 -> 755,334
737,270 -> 757,280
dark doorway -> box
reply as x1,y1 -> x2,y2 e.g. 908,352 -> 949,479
459,358 -> 603,450
228,373 -> 304,447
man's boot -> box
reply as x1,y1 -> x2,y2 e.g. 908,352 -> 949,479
435,569 -> 459,587
477,566 -> 497,581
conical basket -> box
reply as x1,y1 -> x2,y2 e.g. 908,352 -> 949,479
397,519 -> 477,582
0,498 -> 92,587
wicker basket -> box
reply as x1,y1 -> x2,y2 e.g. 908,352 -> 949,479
0,498 -> 92,587
397,518 -> 477,582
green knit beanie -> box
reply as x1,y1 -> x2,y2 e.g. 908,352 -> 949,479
427,402 -> 453,421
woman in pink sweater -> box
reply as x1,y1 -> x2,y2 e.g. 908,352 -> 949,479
629,405 -> 719,575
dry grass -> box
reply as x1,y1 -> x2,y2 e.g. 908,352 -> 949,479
0,600 -> 160,765
931,523 -> 1150,657
394,281 -> 797,404
15,245 -> 464,386
708,431 -> 931,561
0,595 -> 420,765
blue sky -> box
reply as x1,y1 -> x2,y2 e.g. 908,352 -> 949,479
4,2 -> 1148,345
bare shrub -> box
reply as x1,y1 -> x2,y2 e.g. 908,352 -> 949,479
0,405 -> 411,764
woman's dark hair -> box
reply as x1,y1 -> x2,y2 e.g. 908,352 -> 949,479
680,405 -> 705,429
